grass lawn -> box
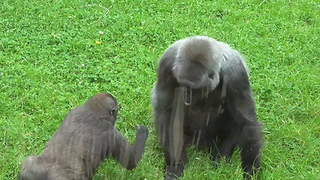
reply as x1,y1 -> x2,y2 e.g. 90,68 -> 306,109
1,0 -> 319,179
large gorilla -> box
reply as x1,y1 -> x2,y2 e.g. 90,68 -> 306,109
151,36 -> 263,179
19,92 -> 148,180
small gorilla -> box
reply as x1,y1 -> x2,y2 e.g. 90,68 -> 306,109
151,36 -> 263,179
19,92 -> 149,180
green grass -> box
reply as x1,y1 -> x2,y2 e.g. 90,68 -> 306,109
1,0 -> 319,179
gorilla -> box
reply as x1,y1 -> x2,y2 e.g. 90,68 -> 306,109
19,92 -> 149,180
151,36 -> 263,179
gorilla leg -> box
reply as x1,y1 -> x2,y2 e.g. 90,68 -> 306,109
212,115 -> 238,164
212,137 -> 237,163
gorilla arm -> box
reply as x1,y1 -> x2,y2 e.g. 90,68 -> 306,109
49,118 -> 149,174
152,47 -> 188,179
111,125 -> 149,170
223,63 -> 262,178
152,45 -> 179,130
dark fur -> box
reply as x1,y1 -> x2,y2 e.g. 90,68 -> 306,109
19,92 -> 148,180
151,36 -> 262,179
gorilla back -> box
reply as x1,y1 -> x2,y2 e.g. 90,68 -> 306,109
152,36 -> 263,179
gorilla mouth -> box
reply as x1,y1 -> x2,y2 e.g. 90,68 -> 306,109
184,86 -> 192,106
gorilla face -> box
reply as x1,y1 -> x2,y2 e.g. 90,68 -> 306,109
173,56 -> 217,106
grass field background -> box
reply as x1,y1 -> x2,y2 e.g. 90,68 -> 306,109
1,0 -> 319,179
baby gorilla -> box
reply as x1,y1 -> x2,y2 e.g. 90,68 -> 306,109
19,92 -> 148,180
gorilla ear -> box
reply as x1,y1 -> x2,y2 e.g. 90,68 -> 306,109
110,108 -> 116,115
207,72 -> 220,91
209,73 -> 214,79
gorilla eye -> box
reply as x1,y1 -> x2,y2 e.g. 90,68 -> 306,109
209,73 -> 214,79
110,108 -> 116,115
